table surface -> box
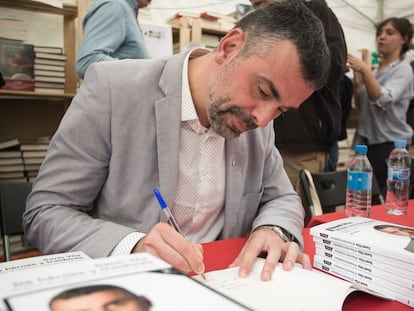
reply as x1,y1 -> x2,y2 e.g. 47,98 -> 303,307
202,201 -> 414,311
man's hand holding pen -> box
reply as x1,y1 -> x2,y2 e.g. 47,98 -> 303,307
132,222 -> 205,276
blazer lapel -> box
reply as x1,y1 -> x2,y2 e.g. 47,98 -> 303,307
154,52 -> 187,208
222,137 -> 247,238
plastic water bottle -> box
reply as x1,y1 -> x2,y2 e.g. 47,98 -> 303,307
345,145 -> 373,217
385,140 -> 411,215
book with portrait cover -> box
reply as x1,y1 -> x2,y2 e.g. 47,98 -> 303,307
0,39 -> 34,91
1,253 -> 249,311
310,217 -> 414,263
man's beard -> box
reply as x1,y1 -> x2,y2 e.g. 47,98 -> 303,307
207,95 -> 257,138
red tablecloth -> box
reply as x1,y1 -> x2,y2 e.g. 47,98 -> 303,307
202,201 -> 414,311
307,200 -> 414,228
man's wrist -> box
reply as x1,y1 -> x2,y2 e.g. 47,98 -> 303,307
253,225 -> 297,243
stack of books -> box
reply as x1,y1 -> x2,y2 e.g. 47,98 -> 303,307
0,137 -> 25,182
34,46 -> 66,93
21,136 -> 50,182
310,217 -> 414,307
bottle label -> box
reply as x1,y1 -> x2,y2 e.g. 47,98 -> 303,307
347,171 -> 372,191
388,168 -> 410,181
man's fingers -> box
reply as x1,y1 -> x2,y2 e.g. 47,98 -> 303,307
137,222 -> 205,274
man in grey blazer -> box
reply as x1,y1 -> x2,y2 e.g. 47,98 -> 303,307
24,2 -> 329,282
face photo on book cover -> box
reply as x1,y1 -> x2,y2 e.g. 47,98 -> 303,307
374,224 -> 414,253
3,271 -> 250,311
48,285 -> 152,311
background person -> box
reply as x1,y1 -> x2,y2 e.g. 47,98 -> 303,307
49,284 -> 152,311
23,2 -> 329,282
348,17 -> 414,196
76,0 -> 151,79
250,0 -> 347,192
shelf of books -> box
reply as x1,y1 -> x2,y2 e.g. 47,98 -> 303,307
0,0 -> 79,184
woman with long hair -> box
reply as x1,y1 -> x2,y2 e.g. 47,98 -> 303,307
348,17 -> 414,195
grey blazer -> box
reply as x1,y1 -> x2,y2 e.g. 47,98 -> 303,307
23,51 -> 305,258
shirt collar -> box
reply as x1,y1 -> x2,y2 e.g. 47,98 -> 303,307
181,48 -> 210,122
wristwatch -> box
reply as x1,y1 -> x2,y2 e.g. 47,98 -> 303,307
253,225 -> 296,243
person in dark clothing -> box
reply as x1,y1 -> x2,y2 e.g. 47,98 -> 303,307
325,73 -> 353,172
250,0 -> 348,189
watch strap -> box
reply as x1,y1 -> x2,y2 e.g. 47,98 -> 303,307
253,225 -> 297,243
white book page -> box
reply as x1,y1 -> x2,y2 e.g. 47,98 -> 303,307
193,258 -> 356,311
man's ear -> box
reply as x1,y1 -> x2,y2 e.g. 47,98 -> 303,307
214,28 -> 246,64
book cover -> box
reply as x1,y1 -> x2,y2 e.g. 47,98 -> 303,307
1,253 -> 249,311
34,81 -> 65,89
22,150 -> 47,158
310,217 -> 414,263
0,150 -> 22,158
0,39 -> 34,91
0,157 -> 23,166
34,75 -> 65,84
35,52 -> 67,61
0,171 -> 25,179
34,63 -> 65,72
34,69 -> 65,78
34,58 -> 66,67
0,19 -> 27,41
0,137 -> 19,150
22,157 -> 44,165
0,164 -> 24,173
33,46 -> 63,54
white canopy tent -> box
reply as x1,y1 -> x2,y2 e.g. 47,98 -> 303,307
325,0 -> 414,53
141,0 -> 414,55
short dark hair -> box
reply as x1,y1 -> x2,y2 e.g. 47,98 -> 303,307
49,284 -> 152,311
236,1 -> 330,90
376,17 -> 413,57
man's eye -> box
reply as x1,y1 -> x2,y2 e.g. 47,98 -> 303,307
278,107 -> 287,115
259,87 -> 269,98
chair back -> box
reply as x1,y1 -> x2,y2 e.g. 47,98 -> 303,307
299,169 -> 385,223
0,182 -> 32,261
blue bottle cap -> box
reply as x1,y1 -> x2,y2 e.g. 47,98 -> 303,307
354,145 -> 367,154
394,139 -> 407,148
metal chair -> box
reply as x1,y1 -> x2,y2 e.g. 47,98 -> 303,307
0,182 -> 32,261
299,169 -> 384,224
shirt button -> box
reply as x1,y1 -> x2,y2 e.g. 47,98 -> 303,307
232,160 -> 236,166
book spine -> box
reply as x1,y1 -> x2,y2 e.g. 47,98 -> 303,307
313,258 -> 414,307
315,241 -> 414,278
314,254 -> 414,299
311,228 -> 413,263
314,236 -> 414,271
314,247 -> 414,288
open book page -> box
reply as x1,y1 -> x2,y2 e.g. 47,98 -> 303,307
193,258 -> 359,311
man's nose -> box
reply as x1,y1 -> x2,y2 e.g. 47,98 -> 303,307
251,105 -> 276,128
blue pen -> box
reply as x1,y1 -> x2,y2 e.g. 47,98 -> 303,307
153,188 -> 182,233
153,188 -> 206,280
